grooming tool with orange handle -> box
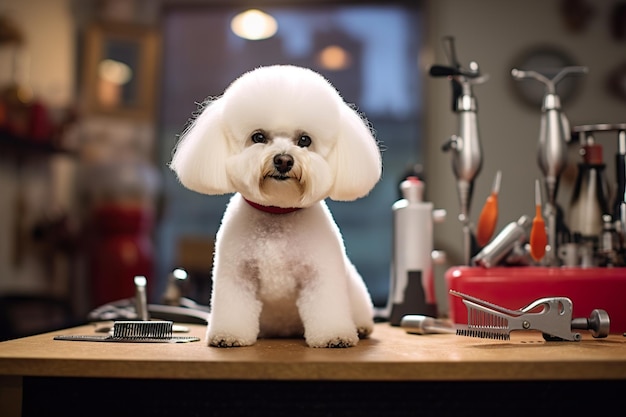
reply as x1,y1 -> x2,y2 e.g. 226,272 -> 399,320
529,179 -> 547,261
476,170 -> 501,247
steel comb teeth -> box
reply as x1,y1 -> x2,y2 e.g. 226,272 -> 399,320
456,327 -> 510,341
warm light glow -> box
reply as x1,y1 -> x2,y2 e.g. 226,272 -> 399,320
98,59 -> 133,85
134,276 -> 147,286
96,59 -> 133,108
173,268 -> 188,280
230,9 -> 278,40
318,45 -> 352,71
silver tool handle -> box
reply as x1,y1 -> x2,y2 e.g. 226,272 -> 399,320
511,66 -> 588,94
400,315 -> 456,335
134,275 -> 149,321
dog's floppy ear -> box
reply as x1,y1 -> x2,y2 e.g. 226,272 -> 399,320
328,105 -> 382,201
169,98 -> 234,195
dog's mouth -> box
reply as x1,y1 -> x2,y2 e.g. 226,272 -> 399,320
265,169 -> 298,182
268,174 -> 291,181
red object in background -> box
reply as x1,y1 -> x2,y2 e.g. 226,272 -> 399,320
28,100 -> 53,142
88,204 -> 154,308
446,266 -> 626,334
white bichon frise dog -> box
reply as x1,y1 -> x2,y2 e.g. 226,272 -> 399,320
169,65 -> 382,348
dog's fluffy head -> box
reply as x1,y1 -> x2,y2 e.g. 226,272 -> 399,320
169,65 -> 382,208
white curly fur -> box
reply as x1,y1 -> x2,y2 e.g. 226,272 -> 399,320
170,65 -> 382,348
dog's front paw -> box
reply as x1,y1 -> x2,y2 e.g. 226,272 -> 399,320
357,325 -> 373,339
208,333 -> 255,348
324,337 -> 357,348
307,333 -> 359,348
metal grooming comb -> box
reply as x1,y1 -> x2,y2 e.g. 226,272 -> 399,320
54,321 -> 200,343
450,290 -> 610,341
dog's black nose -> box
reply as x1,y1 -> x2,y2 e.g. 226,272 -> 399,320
273,154 -> 294,174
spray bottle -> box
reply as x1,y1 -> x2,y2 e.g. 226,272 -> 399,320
388,176 -> 442,325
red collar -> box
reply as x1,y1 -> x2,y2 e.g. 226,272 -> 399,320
244,198 -> 301,214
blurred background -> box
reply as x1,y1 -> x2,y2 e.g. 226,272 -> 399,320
0,0 -> 623,340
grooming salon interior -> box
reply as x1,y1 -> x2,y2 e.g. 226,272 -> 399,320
0,0 -> 625,415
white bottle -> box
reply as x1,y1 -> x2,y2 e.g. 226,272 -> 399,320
388,176 -> 438,325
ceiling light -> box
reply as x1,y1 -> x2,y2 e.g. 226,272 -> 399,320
231,9 -> 278,40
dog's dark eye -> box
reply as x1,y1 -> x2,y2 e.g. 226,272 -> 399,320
251,132 -> 267,144
297,135 -> 312,148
